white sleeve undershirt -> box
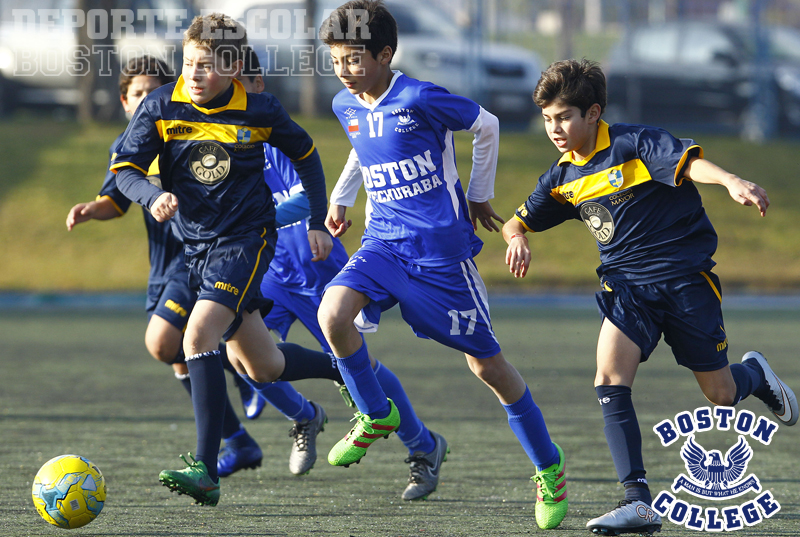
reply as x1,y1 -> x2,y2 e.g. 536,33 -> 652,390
330,148 -> 362,207
465,106 -> 499,203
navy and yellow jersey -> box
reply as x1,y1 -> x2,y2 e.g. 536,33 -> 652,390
110,77 -> 321,247
515,121 -> 718,284
99,133 -> 185,285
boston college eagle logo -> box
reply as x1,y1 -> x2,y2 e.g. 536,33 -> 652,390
674,435 -> 760,499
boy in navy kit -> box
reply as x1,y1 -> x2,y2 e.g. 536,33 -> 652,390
503,59 -> 798,535
318,1 -> 567,528
110,14 -> 340,506
66,55 -> 271,478
237,49 -> 449,500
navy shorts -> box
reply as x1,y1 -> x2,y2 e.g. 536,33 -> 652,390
260,282 -> 330,352
325,243 -> 501,359
186,228 -> 276,340
596,271 -> 729,372
145,269 -> 195,331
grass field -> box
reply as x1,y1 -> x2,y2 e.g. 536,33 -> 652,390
1,305 -> 798,536
3,115 -> 800,292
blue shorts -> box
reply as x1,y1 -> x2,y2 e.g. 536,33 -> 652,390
596,271 -> 728,372
325,244 -> 501,359
186,228 -> 277,340
146,269 -> 195,331
260,282 -> 330,353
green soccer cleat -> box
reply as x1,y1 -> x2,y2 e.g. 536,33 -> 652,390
531,443 -> 568,529
328,399 -> 400,467
159,453 -> 220,506
334,381 -> 356,408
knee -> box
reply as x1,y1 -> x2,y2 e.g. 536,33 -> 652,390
469,356 -> 507,387
145,335 -> 179,364
317,301 -> 348,338
705,386 -> 737,407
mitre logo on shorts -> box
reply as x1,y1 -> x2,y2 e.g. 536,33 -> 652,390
189,141 -> 230,185
651,406 -> 781,531
579,202 -> 614,245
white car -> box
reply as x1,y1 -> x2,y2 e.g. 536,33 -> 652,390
206,0 -> 541,128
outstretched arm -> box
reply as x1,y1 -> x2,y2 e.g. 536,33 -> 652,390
466,108 -> 504,232
66,197 -> 123,230
684,157 -> 769,216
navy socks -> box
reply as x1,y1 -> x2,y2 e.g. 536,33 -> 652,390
730,361 -> 766,404
596,384 -> 650,504
185,350 -> 226,482
277,342 -> 342,382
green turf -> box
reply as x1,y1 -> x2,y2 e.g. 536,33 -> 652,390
1,307 -> 798,535
2,115 -> 800,292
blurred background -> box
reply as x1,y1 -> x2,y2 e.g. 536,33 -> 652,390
2,0 -> 800,296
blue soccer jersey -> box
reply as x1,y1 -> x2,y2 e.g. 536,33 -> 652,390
515,121 -> 716,284
110,77 -> 326,248
331,72 -> 486,267
261,144 -> 350,296
100,133 -> 185,285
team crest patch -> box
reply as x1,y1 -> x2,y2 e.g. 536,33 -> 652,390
392,107 -> 418,133
237,128 -> 252,144
607,169 -> 624,188
651,406 -> 781,531
189,141 -> 230,185
579,202 -> 614,244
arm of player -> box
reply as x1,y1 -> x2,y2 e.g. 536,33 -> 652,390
684,157 -> 769,216
325,149 -> 362,237
66,197 -> 123,231
115,167 -> 178,222
325,204 -> 351,238
466,108 -> 504,232
502,218 -> 531,279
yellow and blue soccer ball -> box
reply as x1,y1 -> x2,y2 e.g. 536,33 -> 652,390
32,454 -> 106,529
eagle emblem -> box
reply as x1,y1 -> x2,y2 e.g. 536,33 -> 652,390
672,434 -> 761,499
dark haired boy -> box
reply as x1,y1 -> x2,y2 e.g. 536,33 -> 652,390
503,58 -> 797,535
110,14 -> 343,506
318,0 -> 567,528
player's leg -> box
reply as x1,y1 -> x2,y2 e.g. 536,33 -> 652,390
667,272 -> 797,425
318,283 -> 400,467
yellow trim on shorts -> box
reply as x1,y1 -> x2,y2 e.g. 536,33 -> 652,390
700,271 -> 721,302
236,228 -> 269,312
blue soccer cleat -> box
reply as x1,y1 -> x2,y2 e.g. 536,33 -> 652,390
217,435 -> 263,478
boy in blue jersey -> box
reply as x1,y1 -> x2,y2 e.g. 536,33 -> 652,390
110,14 -> 343,506
236,49 -> 449,500
504,59 -> 798,535
318,1 -> 567,528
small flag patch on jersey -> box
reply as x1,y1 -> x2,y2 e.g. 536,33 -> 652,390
348,118 -> 359,132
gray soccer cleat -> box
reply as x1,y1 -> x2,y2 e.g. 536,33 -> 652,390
587,500 -> 661,536
288,401 -> 327,475
401,430 -> 449,501
743,351 -> 798,426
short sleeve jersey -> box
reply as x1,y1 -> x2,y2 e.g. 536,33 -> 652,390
261,145 -> 350,296
100,133 -> 185,284
110,77 -> 317,247
332,71 -> 483,267
515,121 -> 717,284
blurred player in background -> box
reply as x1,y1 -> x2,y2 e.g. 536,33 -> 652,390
504,58 -> 798,536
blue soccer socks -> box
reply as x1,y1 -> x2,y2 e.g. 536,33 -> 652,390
251,379 -> 316,422
595,384 -> 650,504
373,360 -> 435,454
503,386 -> 558,470
335,341 -> 391,420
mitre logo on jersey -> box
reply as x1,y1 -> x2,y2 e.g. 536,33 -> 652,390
607,169 -> 623,188
392,107 -> 418,133
650,406 -> 781,531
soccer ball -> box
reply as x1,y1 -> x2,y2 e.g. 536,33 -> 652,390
31,454 -> 106,529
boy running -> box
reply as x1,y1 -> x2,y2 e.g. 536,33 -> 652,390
317,1 -> 567,528
111,14 -> 339,506
503,58 -> 797,535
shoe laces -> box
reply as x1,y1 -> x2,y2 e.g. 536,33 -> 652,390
178,453 -> 207,477
289,420 -> 314,452
404,453 -> 433,484
345,412 -> 377,438
532,466 -> 559,500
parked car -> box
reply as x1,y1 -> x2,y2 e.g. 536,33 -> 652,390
218,0 -> 541,128
605,20 -> 800,137
0,0 -> 196,116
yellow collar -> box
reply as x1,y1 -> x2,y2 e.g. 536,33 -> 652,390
172,77 -> 248,114
558,120 -> 610,166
